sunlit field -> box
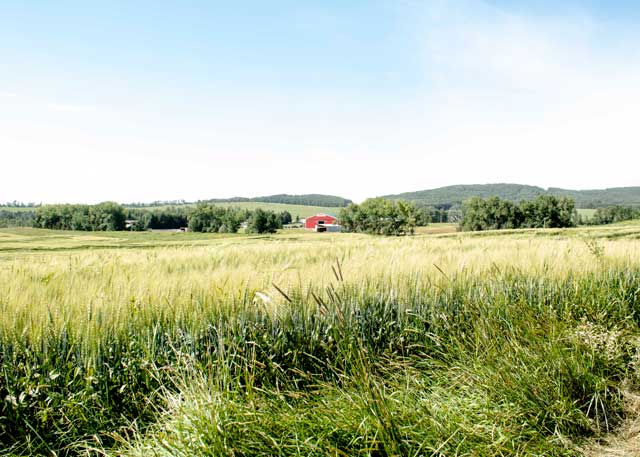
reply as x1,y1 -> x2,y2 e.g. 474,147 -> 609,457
1,223 -> 640,455
577,208 -> 597,220
126,201 -> 341,219
0,202 -> 342,219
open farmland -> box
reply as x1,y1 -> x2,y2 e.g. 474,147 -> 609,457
132,202 -> 342,219
578,208 -> 597,221
1,223 -> 640,455
214,201 -> 340,219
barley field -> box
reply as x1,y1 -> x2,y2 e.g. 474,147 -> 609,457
1,223 -> 640,456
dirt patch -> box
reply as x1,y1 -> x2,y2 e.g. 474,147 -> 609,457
583,390 -> 640,456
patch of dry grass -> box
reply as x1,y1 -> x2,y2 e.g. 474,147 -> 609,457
584,390 -> 640,456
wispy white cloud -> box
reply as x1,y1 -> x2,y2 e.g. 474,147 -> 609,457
377,0 -> 640,193
417,0 -> 638,96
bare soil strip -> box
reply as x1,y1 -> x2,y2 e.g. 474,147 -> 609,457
584,391 -> 640,456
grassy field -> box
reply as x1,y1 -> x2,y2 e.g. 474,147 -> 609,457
131,202 -> 341,219
1,223 -> 640,455
200,202 -> 340,219
0,202 -> 341,219
578,208 -> 597,220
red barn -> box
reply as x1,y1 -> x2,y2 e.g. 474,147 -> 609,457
305,213 -> 337,230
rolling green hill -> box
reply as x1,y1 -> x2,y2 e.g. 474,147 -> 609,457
202,194 -> 352,207
125,194 -> 352,208
202,202 -> 339,219
383,184 -> 640,208
129,202 -> 339,219
545,187 -> 640,208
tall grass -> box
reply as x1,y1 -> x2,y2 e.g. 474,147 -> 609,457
0,226 -> 639,455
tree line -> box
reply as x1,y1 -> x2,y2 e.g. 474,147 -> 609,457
33,202 -> 128,231
31,203 -> 293,234
123,200 -> 187,208
0,210 -> 36,228
460,195 -> 576,231
339,198 -> 420,235
0,201 -> 39,208
125,207 -> 189,231
413,206 -> 464,224
583,206 -> 640,225
13,198 -> 640,234
2,201 -> 444,231
185,204 -> 291,233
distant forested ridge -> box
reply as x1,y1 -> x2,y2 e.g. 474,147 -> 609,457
545,187 -> 640,208
583,206 -> 640,225
121,194 -> 352,208
201,194 -> 352,207
383,184 -> 640,209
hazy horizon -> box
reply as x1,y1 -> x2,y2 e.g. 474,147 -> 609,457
3,181 -> 640,206
2,0 -> 639,204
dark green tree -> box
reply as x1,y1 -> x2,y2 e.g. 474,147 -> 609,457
461,196 -> 576,231
187,204 -> 244,233
339,198 -> 419,235
247,209 -> 281,234
279,211 -> 293,225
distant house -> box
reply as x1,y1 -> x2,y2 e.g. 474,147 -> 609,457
305,214 -> 339,231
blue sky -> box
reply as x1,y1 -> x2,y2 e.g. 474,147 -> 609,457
1,0 -> 639,203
